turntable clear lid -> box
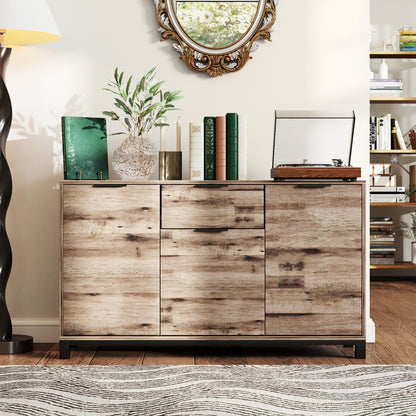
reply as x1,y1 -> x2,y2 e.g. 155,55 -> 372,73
271,110 -> 356,168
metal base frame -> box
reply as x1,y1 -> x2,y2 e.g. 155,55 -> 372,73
59,339 -> 366,360
0,334 -> 33,355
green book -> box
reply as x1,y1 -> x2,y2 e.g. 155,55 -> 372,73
61,116 -> 109,180
204,116 -> 216,180
226,113 -> 238,180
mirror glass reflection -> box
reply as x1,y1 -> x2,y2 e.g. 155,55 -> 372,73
175,1 -> 259,48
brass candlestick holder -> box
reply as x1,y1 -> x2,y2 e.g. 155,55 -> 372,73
159,151 -> 182,180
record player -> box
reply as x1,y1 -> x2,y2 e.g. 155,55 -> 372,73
271,110 -> 361,180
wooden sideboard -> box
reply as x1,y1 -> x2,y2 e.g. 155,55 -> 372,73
60,180 -> 366,358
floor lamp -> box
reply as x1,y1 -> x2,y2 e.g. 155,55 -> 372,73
0,0 -> 61,354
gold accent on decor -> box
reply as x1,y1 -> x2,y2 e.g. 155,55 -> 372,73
155,0 -> 277,77
159,151 -> 182,180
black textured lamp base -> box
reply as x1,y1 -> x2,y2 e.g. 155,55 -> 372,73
0,335 -> 33,354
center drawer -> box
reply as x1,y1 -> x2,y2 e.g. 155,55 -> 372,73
161,184 -> 264,229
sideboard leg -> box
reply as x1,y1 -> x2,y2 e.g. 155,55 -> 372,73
355,341 -> 366,359
59,341 -> 70,359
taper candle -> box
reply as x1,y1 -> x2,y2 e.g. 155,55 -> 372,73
176,116 -> 181,151
160,126 -> 165,151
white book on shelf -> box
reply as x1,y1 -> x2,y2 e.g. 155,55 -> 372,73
395,119 -> 407,150
377,117 -> 384,150
238,114 -> 247,180
384,114 -> 391,150
189,122 -> 204,180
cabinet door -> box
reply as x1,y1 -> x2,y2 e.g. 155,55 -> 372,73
161,229 -> 265,335
265,184 -> 363,336
62,185 -> 160,336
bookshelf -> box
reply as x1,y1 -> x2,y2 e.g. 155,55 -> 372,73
370,49 -> 416,272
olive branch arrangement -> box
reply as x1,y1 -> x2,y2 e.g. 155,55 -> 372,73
103,67 -> 182,137
399,212 -> 416,242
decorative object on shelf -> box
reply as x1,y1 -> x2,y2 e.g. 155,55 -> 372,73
410,165 -> 416,202
159,151 -> 182,180
399,212 -> 416,263
378,59 -> 389,79
413,242 -> 416,264
61,117 -> 109,180
103,67 -> 182,180
154,0 -> 278,77
409,130 -> 416,149
0,0 -> 61,355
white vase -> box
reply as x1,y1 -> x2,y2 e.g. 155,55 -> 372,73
112,135 -> 157,180
412,242 -> 416,264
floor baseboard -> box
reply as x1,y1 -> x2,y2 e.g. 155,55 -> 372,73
12,319 -> 59,343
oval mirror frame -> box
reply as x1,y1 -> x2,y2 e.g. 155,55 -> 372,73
155,0 -> 278,77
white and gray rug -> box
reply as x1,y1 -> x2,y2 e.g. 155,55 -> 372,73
0,365 -> 415,415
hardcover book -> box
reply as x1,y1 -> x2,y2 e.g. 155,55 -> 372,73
215,116 -> 226,181
238,114 -> 247,180
226,113 -> 238,180
61,116 -> 109,180
189,122 -> 204,180
204,117 -> 216,180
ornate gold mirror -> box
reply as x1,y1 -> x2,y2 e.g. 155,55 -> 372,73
155,0 -> 278,77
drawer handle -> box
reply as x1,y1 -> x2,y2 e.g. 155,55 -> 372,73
297,184 -> 332,188
92,184 -> 127,188
194,228 -> 229,233
194,184 -> 228,188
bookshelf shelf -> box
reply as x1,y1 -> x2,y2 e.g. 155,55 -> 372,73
370,202 -> 416,207
370,261 -> 416,270
370,97 -> 416,104
370,150 -> 416,154
370,51 -> 416,59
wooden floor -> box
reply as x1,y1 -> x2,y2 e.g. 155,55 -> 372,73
1,280 -> 415,366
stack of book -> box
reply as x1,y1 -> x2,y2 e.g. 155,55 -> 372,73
369,162 -> 402,196
370,79 -> 403,98
369,115 -> 406,150
400,28 -> 416,51
189,113 -> 247,181
370,186 -> 406,203
370,217 -> 396,265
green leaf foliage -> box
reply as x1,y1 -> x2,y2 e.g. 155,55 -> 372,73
103,67 -> 183,137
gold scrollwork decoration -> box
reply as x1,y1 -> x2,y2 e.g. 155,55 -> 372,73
155,0 -> 278,77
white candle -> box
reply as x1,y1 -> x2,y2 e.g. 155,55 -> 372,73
160,126 -> 165,151
176,116 -> 181,151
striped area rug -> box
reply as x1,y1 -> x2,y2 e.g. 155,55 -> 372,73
0,365 -> 415,415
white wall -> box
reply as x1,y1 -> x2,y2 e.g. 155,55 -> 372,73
5,0 -> 370,341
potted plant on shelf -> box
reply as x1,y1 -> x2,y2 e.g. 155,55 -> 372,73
103,67 -> 182,180
399,212 -> 416,263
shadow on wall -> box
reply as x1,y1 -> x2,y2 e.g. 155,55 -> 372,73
4,94 -> 84,318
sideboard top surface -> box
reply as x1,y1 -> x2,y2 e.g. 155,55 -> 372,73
60,180 -> 366,186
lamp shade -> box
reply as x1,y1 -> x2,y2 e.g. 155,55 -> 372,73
0,0 -> 61,46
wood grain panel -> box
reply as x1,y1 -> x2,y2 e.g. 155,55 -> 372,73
265,184 -> 363,336
161,184 -> 264,228
62,185 -> 160,336
161,229 -> 265,335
